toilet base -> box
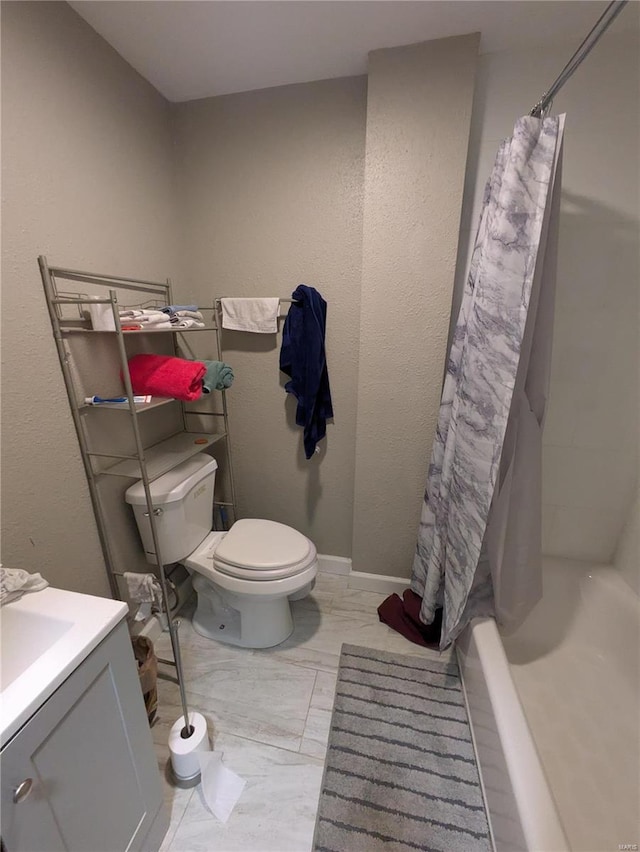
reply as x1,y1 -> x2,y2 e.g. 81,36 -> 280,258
191,574 -> 296,649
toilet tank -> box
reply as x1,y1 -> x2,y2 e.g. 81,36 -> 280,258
125,454 -> 217,565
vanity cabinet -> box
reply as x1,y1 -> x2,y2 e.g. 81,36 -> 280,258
1,620 -> 168,852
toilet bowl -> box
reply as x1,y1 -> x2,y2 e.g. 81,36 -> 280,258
125,455 -> 317,649
186,522 -> 317,647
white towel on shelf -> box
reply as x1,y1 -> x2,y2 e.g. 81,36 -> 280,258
172,310 -> 204,322
220,298 -> 279,334
138,322 -> 174,330
119,309 -> 165,318
0,565 -> 49,606
172,318 -> 205,329
136,313 -> 171,324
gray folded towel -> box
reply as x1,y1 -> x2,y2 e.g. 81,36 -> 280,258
171,310 -> 204,322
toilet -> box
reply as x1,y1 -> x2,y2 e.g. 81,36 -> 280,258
125,454 -> 317,648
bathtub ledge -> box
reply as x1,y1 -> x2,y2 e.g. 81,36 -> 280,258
457,617 -> 569,852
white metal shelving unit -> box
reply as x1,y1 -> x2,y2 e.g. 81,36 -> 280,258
39,255 -> 238,736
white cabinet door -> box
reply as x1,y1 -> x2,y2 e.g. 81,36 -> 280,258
1,621 -> 167,852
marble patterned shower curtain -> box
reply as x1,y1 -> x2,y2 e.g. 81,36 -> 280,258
411,115 -> 565,649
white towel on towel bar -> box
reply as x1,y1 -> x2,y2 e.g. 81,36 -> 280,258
220,298 -> 280,333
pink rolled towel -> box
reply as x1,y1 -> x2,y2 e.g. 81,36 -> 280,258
125,354 -> 206,402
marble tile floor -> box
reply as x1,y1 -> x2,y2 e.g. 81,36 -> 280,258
152,572 -> 450,852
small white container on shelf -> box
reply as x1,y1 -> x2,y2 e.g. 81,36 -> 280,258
88,303 -> 116,331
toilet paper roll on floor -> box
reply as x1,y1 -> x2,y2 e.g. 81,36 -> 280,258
168,712 -> 246,822
169,711 -> 210,783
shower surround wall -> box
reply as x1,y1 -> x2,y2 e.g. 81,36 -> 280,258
615,494 -> 640,596
456,29 -> 639,565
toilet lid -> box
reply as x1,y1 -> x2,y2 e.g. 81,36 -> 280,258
213,519 -> 312,572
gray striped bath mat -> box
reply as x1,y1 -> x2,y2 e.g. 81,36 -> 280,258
313,644 -> 491,852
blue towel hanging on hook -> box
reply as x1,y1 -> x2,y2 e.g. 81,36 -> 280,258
279,285 -> 333,459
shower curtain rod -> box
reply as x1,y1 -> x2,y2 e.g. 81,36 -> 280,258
530,0 -> 628,117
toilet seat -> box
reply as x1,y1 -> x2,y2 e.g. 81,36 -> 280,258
190,519 -> 317,582
214,554 -> 314,581
185,522 -> 318,647
187,529 -> 317,600
215,519 -> 312,569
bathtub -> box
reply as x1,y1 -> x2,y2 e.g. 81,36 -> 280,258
457,557 -> 640,852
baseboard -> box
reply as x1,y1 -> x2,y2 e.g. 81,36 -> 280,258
317,554 -> 352,575
348,571 -> 410,594
316,553 -> 409,593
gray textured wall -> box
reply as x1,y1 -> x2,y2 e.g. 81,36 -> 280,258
352,36 -> 479,577
173,41 -> 479,573
171,78 -> 367,556
2,4 -> 480,592
1,2 -> 179,593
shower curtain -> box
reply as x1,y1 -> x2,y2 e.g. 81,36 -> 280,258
411,115 -> 565,649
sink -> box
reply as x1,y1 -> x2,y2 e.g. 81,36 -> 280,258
1,608 -> 74,690
1,586 -> 127,747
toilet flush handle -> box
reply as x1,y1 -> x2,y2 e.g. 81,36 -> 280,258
143,508 -> 163,517
13,779 -> 33,804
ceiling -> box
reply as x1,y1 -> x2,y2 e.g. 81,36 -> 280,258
69,1 -> 638,102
